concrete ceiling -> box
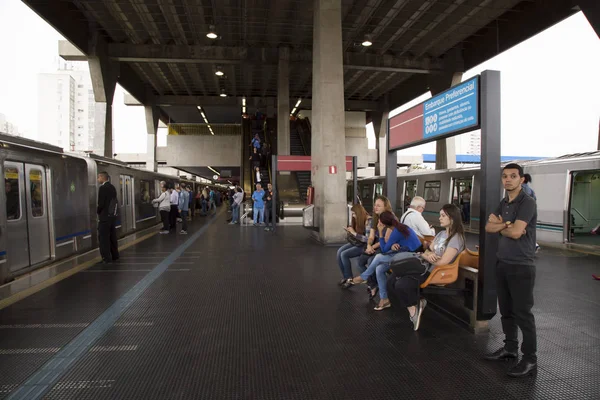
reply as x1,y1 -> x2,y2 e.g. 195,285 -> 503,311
30,0 -> 595,124
177,166 -> 241,183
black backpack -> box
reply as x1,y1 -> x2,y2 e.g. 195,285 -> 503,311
108,196 -> 118,217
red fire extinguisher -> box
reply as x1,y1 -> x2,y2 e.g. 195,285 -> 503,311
306,186 -> 314,205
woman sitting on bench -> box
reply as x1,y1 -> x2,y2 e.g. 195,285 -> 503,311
352,211 -> 421,310
387,204 -> 465,331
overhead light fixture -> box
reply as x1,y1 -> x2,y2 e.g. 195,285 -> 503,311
291,107 -> 297,115
295,98 -> 302,108
207,25 -> 218,39
215,66 -> 224,76
220,89 -> 227,97
208,166 -> 220,175
362,34 -> 373,47
242,97 -> 246,106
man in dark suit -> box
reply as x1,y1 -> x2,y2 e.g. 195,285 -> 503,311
97,171 -> 119,263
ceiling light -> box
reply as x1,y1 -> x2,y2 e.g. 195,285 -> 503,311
362,34 -> 373,47
295,99 -> 302,108
207,25 -> 218,39
219,89 -> 227,97
215,66 -> 224,76
208,166 -> 220,175
242,97 -> 246,106
291,107 -> 297,115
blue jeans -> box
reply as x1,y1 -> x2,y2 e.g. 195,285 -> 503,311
360,253 -> 397,299
336,243 -> 365,280
231,204 -> 240,223
253,206 -> 264,223
201,200 -> 207,214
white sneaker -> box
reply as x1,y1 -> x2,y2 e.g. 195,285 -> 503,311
159,230 -> 169,235
180,230 -> 188,235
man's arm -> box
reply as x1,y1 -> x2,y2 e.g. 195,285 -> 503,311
97,185 -> 106,215
501,197 -> 535,240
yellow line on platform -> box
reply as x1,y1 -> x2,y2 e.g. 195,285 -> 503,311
0,231 -> 158,311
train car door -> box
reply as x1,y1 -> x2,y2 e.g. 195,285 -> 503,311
3,162 -> 50,272
402,180 -> 418,214
121,175 -> 134,232
450,176 -> 473,224
568,170 -> 600,246
25,164 -> 51,265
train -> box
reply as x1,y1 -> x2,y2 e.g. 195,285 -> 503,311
0,133 -> 212,284
350,152 -> 600,248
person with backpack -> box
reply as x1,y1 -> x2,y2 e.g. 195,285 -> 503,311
96,171 -> 119,264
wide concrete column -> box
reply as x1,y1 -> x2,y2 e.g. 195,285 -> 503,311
371,106 -> 390,176
429,72 -> 463,170
580,0 -> 600,38
145,105 -> 160,172
88,31 -> 118,158
311,0 -> 347,244
277,47 -> 291,155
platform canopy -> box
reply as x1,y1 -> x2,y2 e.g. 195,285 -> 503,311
29,0 -> 595,123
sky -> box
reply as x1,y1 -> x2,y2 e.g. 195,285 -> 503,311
0,1 -> 599,157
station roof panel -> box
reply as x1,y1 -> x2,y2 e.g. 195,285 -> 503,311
29,0 -> 579,114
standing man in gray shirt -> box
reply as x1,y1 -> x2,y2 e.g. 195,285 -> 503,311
485,163 -> 537,378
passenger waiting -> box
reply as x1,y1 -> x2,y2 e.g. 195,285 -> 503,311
336,204 -> 372,289
230,186 -> 244,224
255,166 -> 262,187
169,184 -> 179,232
251,133 -> 261,150
252,183 -> 265,225
399,196 -> 436,239
152,186 -> 172,234
178,183 -> 189,235
386,204 -> 465,330
356,195 -> 394,297
352,211 -> 421,311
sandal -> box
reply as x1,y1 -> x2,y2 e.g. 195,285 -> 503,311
341,279 -> 354,289
368,287 -> 379,300
374,300 -> 391,311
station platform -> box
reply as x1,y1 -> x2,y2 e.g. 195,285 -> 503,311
0,209 -> 599,399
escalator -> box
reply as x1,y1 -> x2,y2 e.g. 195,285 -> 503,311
291,120 -> 311,202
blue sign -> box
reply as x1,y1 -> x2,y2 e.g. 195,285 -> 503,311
423,77 -> 479,139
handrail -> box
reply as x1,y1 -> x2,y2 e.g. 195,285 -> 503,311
572,207 -> 589,223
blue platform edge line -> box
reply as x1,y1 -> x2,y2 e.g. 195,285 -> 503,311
6,211 -> 220,400
421,154 -> 544,163
55,230 -> 92,242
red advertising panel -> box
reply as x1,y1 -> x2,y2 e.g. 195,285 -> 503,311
388,104 -> 424,151
277,156 -> 353,172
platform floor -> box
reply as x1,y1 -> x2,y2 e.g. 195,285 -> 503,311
0,210 -> 599,399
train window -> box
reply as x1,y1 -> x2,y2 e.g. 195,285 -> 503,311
424,181 -> 441,202
120,176 -> 124,206
4,167 -> 21,220
125,178 -> 130,205
139,180 -> 154,204
30,169 -> 44,217
374,183 -> 383,197
361,185 -> 372,201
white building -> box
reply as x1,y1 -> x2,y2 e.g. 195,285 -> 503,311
0,112 -> 23,137
37,67 -> 97,152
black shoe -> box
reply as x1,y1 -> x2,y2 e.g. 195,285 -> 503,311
484,348 -> 518,361
338,278 -> 347,286
507,359 -> 537,378
96,260 -> 110,266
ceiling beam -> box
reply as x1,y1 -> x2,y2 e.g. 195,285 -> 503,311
59,41 -> 443,73
124,94 -> 379,110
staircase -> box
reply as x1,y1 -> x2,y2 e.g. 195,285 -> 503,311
290,121 -> 311,201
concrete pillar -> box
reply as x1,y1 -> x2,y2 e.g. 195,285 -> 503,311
429,72 -> 463,170
311,0 -> 346,244
580,0 -> 600,38
88,32 -> 118,158
277,47 -> 291,155
145,105 -> 160,172
371,108 -> 390,176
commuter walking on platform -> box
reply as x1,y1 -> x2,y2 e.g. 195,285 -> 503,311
252,183 -> 265,225
152,186 -> 171,234
263,182 -> 278,231
96,171 -> 119,264
178,183 -> 189,234
485,163 -> 538,378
